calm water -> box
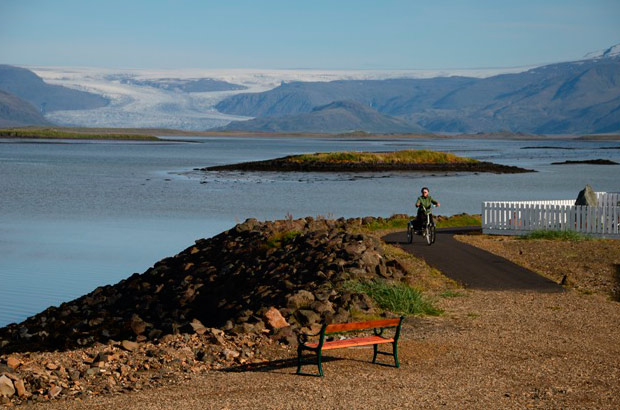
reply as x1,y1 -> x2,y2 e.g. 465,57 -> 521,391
1,137 -> 619,326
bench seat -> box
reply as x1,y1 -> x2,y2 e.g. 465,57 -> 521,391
306,336 -> 394,350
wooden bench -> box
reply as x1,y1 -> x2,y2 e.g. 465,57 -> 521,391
296,316 -> 404,376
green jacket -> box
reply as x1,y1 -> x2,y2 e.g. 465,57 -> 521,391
416,195 -> 438,214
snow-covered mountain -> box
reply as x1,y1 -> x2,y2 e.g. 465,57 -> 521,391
25,66 -> 531,130
583,43 -> 620,60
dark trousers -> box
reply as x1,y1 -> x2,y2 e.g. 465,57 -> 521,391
416,210 -> 434,229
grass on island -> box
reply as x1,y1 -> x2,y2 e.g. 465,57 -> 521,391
519,230 -> 594,241
0,128 -> 160,141
289,150 -> 478,165
346,279 -> 443,316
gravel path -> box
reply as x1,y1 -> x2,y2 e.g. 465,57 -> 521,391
23,290 -> 620,409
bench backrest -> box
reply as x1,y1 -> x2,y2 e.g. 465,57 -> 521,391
324,318 -> 402,334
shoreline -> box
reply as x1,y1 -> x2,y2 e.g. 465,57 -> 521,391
2,126 -> 620,141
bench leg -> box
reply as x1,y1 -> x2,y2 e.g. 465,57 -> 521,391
317,350 -> 324,377
393,342 -> 399,368
297,348 -> 324,377
296,346 -> 303,374
372,344 -> 378,364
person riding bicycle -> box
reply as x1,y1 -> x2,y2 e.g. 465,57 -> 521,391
415,187 -> 440,229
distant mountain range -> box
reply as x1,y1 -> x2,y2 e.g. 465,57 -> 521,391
0,65 -> 109,113
217,46 -> 620,134
219,100 -> 424,133
1,44 -> 619,133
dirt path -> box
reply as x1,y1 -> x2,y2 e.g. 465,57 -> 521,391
24,290 -> 620,409
383,229 -> 562,291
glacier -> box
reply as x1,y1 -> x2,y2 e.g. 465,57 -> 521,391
26,66 -> 534,130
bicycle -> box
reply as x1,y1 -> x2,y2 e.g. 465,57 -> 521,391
406,206 -> 436,246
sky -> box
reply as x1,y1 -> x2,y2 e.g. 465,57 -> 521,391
1,0 -> 619,70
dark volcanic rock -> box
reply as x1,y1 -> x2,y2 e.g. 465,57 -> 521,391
0,217 -> 408,354
551,159 -> 618,165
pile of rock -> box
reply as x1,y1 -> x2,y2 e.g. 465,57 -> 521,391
0,216 -> 411,404
1,325 -> 274,405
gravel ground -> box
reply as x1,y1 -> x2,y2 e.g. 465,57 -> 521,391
22,289 -> 620,409
455,235 -> 620,298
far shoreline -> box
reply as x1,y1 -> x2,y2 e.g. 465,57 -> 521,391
2,126 -> 620,141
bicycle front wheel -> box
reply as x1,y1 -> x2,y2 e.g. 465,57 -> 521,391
424,226 -> 432,245
430,224 -> 436,244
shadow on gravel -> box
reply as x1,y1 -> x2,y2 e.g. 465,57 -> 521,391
221,356 -> 342,375
221,352 -> 396,376
614,264 -> 620,301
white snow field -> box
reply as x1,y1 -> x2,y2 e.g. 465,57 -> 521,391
27,66 -> 533,130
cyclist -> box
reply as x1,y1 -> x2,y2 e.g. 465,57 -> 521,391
415,187 -> 440,229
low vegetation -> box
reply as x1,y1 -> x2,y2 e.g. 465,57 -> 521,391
363,213 -> 481,232
519,230 -> 594,241
265,230 -> 302,248
290,150 -> 479,164
0,128 -> 159,141
345,279 -> 443,316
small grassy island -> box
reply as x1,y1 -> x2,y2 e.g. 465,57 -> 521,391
205,149 -> 533,173
0,128 -> 160,141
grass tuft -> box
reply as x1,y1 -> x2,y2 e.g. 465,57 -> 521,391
439,290 -> 466,298
519,230 -> 594,241
0,128 -> 159,141
266,230 -> 302,248
345,279 -> 442,316
290,150 -> 478,165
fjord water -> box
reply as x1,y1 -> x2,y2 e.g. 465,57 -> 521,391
1,137 -> 619,327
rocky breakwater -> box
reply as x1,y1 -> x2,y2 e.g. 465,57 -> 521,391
0,216 -> 413,404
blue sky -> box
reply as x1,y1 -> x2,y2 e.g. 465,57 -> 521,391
1,0 -> 619,69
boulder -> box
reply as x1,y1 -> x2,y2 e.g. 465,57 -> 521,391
129,314 -> 147,335
264,307 -> 289,330
121,340 -> 140,352
297,309 -> 321,327
286,290 -> 315,309
0,375 -> 15,398
13,379 -> 29,398
575,185 -> 598,206
189,319 -> 207,335
6,357 -> 20,370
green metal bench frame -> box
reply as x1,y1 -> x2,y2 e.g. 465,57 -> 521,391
296,316 -> 404,377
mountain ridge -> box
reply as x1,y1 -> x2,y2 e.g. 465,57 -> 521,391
219,100 -> 424,133
215,46 -> 620,134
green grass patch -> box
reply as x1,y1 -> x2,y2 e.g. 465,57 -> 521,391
0,128 -> 159,141
345,279 -> 442,316
436,214 -> 481,228
290,150 -> 478,165
266,230 -> 302,248
519,230 -> 593,241
364,217 -> 410,231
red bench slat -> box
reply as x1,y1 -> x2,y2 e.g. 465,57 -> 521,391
306,336 -> 394,351
325,318 -> 401,334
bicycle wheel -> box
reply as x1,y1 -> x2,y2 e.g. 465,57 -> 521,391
429,224 -> 436,244
407,222 -> 413,244
424,225 -> 432,245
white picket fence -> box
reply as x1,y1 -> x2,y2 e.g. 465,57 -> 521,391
482,192 -> 620,238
